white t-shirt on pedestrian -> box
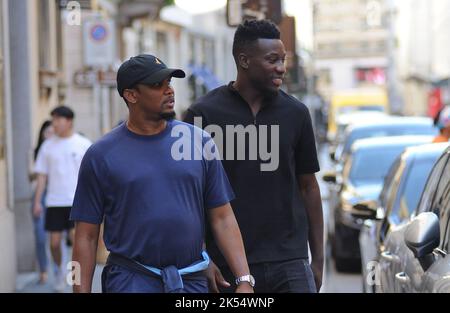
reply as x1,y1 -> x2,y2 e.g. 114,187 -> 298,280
34,133 -> 92,207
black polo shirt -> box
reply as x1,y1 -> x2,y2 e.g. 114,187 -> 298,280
183,82 -> 320,266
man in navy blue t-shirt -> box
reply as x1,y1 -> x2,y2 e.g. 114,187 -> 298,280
71,54 -> 254,293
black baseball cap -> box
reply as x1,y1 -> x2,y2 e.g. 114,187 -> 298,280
117,54 -> 186,97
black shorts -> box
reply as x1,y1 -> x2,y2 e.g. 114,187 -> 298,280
45,207 -> 75,232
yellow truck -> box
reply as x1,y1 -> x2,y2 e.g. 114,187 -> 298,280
327,88 -> 389,142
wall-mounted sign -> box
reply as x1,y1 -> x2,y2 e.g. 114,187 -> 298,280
83,18 -> 116,67
73,68 -> 117,87
73,69 -> 98,87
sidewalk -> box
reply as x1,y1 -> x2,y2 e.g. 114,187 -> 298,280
16,264 -> 104,293
16,244 -> 104,293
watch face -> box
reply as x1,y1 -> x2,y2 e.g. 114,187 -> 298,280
250,275 -> 255,286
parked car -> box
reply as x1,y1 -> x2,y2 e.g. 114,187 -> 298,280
378,145 -> 450,292
356,143 -> 449,292
323,135 -> 433,272
328,111 -> 388,162
326,117 -> 438,234
333,116 -> 438,164
327,88 -> 388,142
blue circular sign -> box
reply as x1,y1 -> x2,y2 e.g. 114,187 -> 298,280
90,24 -> 108,42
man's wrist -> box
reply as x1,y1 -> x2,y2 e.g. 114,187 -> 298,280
235,283 -> 254,293
236,281 -> 254,288
236,281 -> 253,287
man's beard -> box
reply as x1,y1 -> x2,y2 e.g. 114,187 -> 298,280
159,111 -> 176,121
259,86 -> 279,101
252,80 -> 280,99
262,87 -> 279,98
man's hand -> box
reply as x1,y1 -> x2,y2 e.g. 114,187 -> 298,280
310,258 -> 323,292
33,174 -> 47,218
33,202 -> 43,218
235,283 -> 254,293
205,260 -> 231,293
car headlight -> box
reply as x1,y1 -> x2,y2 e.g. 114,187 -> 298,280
339,200 -> 362,228
342,201 -> 353,212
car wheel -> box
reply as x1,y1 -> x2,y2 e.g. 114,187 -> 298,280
335,255 -> 361,272
335,255 -> 349,272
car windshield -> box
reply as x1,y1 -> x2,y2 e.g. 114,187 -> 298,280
341,124 -> 436,159
336,124 -> 348,142
394,159 -> 438,222
349,147 -> 406,186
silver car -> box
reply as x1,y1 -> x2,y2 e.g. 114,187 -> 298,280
334,116 -> 438,163
323,135 -> 433,272
379,145 -> 450,292
326,117 -> 438,253
356,143 -> 449,292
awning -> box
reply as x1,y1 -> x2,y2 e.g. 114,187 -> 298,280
188,64 -> 222,91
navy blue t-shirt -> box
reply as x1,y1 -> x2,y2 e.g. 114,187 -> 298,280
70,120 -> 234,268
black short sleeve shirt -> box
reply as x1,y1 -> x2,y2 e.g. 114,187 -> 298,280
184,82 -> 320,266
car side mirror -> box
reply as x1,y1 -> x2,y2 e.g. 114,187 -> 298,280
351,201 -> 380,220
404,212 -> 440,270
329,152 -> 336,161
329,147 -> 336,161
322,171 -> 337,184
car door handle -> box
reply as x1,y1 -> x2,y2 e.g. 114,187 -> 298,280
381,251 -> 400,263
395,272 -> 410,285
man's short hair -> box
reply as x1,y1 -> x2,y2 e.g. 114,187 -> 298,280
51,106 -> 75,120
232,19 -> 281,64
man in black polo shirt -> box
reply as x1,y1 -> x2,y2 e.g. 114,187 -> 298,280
184,20 -> 324,293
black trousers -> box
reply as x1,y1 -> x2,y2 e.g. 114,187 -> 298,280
218,258 -> 317,293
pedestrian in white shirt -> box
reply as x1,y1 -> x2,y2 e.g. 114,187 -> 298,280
33,106 -> 91,291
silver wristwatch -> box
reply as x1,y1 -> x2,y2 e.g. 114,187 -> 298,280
235,274 -> 255,287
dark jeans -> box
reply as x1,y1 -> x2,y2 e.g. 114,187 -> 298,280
31,190 -> 48,273
218,258 -> 317,293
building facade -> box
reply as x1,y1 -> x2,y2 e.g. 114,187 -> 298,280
0,0 -> 100,291
395,0 -> 450,116
119,5 -> 238,119
313,0 -> 389,101
0,0 -> 17,293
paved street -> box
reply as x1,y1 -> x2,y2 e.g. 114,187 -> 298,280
318,144 -> 362,293
322,258 -> 362,293
16,247 -> 103,293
